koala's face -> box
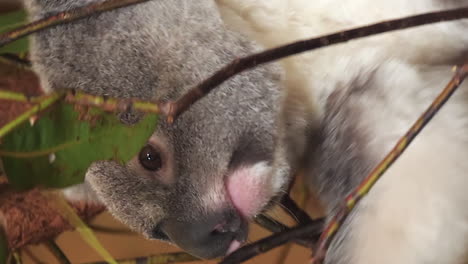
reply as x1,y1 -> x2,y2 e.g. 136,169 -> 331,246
25,0 -> 292,258
86,66 -> 292,258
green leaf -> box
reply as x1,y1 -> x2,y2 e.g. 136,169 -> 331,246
0,10 -> 29,54
0,229 -> 8,264
0,102 -> 157,189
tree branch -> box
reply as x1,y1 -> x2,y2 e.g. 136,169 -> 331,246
44,241 -> 71,264
0,92 -> 63,139
219,222 -> 323,264
1,6 -> 467,124
312,61 -> 468,263
64,91 -> 160,114
280,195 -> 314,225
160,7 -> 468,122
0,0 -> 151,47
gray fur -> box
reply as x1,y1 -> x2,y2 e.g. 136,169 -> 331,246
20,0 -> 468,262
22,0 -> 293,259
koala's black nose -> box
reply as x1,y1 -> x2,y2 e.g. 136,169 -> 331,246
158,209 -> 247,259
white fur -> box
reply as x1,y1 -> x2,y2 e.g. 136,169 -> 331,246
62,182 -> 102,204
216,1 -> 468,263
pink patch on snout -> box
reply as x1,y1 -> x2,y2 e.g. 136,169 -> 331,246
226,162 -> 272,218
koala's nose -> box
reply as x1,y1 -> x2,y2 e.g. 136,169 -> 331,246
159,209 -> 247,259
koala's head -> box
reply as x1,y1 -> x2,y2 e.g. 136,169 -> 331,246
87,76 -> 291,257
25,0 -> 296,259
85,38 -> 292,259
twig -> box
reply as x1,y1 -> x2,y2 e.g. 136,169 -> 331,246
219,222 -> 323,264
280,195 -> 314,225
45,241 -> 71,264
1,6 -> 466,124
254,214 -> 288,233
0,0 -> 151,48
0,89 -> 161,114
86,252 -> 200,264
160,7 -> 468,122
0,54 -> 31,67
64,91 -> 160,114
0,92 -> 63,139
12,252 -> 22,264
254,214 -> 322,248
312,62 -> 468,263
0,89 -> 35,102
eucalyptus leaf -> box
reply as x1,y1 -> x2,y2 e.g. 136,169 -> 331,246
0,10 -> 28,54
0,102 -> 157,189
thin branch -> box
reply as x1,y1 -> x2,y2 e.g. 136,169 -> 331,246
0,54 -> 31,67
45,241 -> 71,264
0,92 -> 63,139
2,7 -> 466,125
312,61 -> 468,263
64,91 -> 160,114
86,252 -> 200,264
254,214 -> 288,234
0,89 -> 32,102
0,0 -> 151,48
254,214 -> 322,248
0,89 -> 161,114
219,222 -> 323,264
280,195 -> 314,225
160,7 -> 468,122
6,251 -> 22,264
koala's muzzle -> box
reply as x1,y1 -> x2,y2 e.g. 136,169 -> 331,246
159,208 -> 248,259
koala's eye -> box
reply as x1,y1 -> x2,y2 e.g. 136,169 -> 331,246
138,145 -> 163,171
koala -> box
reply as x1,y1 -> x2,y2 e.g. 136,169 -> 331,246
218,0 -> 468,263
19,0 -> 468,263
21,0 -> 303,259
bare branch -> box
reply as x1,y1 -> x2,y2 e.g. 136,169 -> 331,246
0,92 -> 63,139
44,241 -> 71,264
161,7 -> 468,122
0,0 -> 151,48
312,61 -> 468,263
280,195 -> 314,225
2,4 -> 466,126
219,222 -> 323,264
64,91 -> 160,114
